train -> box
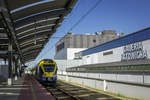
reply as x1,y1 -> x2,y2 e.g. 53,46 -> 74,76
32,59 -> 57,85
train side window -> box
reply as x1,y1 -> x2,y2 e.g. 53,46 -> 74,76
39,67 -> 43,75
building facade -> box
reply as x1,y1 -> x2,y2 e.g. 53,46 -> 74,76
56,30 -> 123,53
56,28 -> 150,100
81,28 -> 150,65
55,30 -> 123,60
54,48 -> 87,60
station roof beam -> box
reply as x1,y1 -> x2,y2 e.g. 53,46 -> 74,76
0,0 -> 78,63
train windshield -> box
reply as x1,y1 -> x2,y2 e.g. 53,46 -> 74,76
43,64 -> 55,72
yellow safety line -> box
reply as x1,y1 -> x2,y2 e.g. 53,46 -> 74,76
30,80 -> 37,100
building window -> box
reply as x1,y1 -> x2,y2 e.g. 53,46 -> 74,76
103,51 -> 113,56
93,39 -> 96,43
56,42 -> 64,52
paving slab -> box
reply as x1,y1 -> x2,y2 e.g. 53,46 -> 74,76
0,77 -> 24,100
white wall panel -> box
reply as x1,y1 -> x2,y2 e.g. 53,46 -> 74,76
144,74 -> 150,84
67,48 -> 87,60
143,39 -> 150,59
82,39 -> 150,65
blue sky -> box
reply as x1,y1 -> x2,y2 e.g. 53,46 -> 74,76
26,0 -> 150,67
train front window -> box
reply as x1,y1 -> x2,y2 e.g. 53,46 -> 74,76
43,64 -> 55,72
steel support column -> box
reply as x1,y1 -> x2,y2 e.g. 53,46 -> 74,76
14,55 -> 18,80
0,0 -> 24,64
17,59 -> 21,77
8,36 -> 12,85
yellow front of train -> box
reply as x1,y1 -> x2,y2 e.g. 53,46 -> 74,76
38,59 -> 57,84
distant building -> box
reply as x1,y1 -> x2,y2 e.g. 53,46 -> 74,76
54,30 -> 123,60
54,48 -> 87,60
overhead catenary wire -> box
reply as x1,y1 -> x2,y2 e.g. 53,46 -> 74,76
34,1 -> 83,61
34,0 -> 103,64
69,0 -> 103,32
41,0 -> 103,59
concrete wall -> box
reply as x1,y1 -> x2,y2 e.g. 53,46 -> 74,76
61,72 -> 150,84
55,48 -> 87,60
58,72 -> 150,100
56,31 -> 121,53
54,48 -> 67,60
0,65 -> 8,82
55,60 -> 83,71
67,48 -> 87,60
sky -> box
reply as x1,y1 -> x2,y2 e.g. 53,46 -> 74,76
26,0 -> 150,67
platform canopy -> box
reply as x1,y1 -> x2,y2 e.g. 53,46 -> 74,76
0,0 -> 77,63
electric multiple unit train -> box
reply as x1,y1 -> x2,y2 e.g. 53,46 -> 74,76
33,59 -> 57,84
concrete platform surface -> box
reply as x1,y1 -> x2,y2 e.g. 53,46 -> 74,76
0,77 -> 23,100
0,75 -> 56,100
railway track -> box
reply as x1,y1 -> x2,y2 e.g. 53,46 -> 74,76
46,86 -> 80,100
43,81 -> 127,100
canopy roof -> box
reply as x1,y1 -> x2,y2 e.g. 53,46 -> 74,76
0,0 -> 77,63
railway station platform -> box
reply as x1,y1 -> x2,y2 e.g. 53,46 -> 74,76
0,75 -> 55,100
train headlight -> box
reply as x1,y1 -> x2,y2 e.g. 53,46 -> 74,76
42,78 -> 46,80
43,73 -> 46,76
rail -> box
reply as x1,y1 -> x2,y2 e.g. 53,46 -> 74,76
46,86 -> 80,100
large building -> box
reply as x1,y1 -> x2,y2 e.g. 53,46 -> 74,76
55,30 -> 123,60
79,27 -> 150,65
58,27 -> 150,100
